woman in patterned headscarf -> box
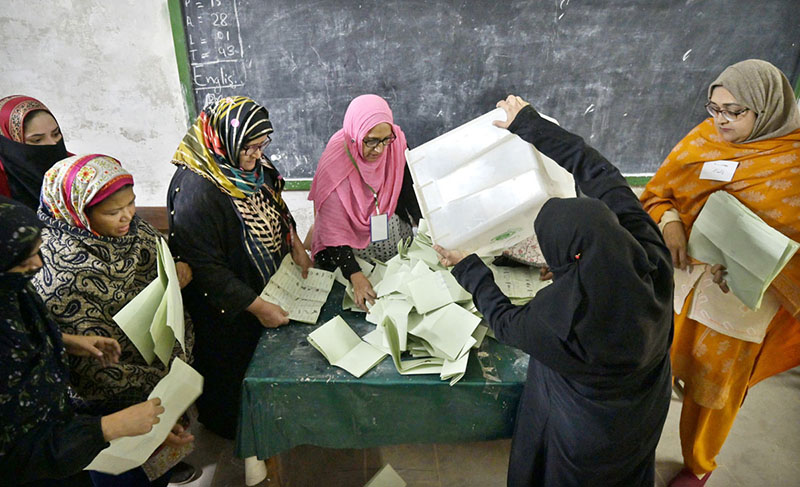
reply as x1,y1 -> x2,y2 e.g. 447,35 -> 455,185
33,154 -> 196,485
34,154 -> 193,411
640,59 -> 800,487
168,96 -> 311,439
0,196 -> 166,487
0,95 -> 70,209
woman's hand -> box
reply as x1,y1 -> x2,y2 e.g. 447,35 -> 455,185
662,220 -> 691,270
539,266 -> 554,281
163,423 -> 195,449
710,264 -> 730,293
175,262 -> 193,289
493,95 -> 531,130
247,297 -> 290,328
101,398 -> 164,442
350,271 -> 377,312
62,334 -> 121,367
291,230 -> 313,278
434,245 -> 468,268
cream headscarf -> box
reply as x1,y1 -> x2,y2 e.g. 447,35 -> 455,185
708,59 -> 800,142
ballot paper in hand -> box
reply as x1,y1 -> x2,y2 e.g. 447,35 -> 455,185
114,238 -> 185,366
687,191 -> 800,310
84,358 -> 203,475
308,316 -> 387,378
260,254 -> 335,324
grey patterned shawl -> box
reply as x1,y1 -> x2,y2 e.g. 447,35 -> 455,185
32,212 -> 193,410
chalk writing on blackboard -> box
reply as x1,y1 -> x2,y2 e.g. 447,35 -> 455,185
183,0 -> 247,107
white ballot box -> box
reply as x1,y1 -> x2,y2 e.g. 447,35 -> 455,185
406,108 -> 575,255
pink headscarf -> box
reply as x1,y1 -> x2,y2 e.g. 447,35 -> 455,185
308,94 -> 407,256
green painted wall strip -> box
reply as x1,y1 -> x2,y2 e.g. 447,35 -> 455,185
284,180 -> 312,191
167,0 -> 197,124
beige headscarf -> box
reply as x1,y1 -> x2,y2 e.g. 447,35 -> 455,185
708,59 -> 800,143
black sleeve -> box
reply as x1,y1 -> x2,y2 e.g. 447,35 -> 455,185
167,170 -> 258,315
452,255 -> 586,376
0,415 -> 108,482
508,106 -> 666,252
395,164 -> 421,226
315,246 -> 361,278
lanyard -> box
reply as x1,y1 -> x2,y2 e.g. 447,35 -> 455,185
345,143 -> 380,214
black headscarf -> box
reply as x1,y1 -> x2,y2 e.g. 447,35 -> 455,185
0,196 -> 72,457
531,197 -> 667,373
0,195 -> 43,274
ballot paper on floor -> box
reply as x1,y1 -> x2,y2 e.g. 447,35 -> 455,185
406,108 -> 575,256
308,316 -> 387,378
260,254 -> 335,324
687,191 -> 800,310
114,238 -> 185,366
365,464 -> 407,487
84,358 -> 202,475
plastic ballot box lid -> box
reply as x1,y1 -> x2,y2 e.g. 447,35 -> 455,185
406,108 -> 575,256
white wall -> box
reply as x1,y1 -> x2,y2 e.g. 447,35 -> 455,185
1,0 -> 315,233
1,0 -> 188,206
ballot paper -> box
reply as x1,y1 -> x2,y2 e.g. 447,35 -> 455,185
364,464 -> 407,487
687,191 -> 800,310
490,265 -> 551,299
381,316 -> 444,375
84,358 -> 203,475
308,316 -> 387,378
114,238 -> 185,366
408,303 -> 482,361
688,269 -> 781,343
260,254 -> 335,324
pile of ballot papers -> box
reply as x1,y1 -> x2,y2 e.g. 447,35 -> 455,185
309,220 -> 551,385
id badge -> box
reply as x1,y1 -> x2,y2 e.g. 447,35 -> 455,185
370,213 -> 389,242
699,160 -> 738,182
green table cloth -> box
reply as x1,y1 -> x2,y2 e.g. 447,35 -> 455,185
236,283 -> 528,459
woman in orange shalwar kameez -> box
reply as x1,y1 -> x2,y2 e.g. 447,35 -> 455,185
640,59 -> 800,487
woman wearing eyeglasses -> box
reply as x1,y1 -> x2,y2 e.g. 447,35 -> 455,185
640,59 -> 800,487
167,96 -> 311,439
309,94 -> 421,311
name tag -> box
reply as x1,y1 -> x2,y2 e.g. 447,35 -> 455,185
370,214 -> 389,242
699,160 -> 738,182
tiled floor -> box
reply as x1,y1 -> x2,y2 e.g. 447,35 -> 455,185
177,366 -> 800,487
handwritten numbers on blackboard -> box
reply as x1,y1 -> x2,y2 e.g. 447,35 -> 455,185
211,12 -> 228,27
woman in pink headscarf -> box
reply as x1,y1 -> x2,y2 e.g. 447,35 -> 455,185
309,94 -> 420,310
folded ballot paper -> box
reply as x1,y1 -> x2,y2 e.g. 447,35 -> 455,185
84,358 -> 203,475
687,191 -> 800,310
260,254 -> 335,324
308,316 -> 387,378
406,108 -> 575,256
114,238 -> 186,366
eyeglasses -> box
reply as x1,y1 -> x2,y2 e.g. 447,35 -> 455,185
705,102 -> 750,122
363,134 -> 396,150
242,136 -> 272,156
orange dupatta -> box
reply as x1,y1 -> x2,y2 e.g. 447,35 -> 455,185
640,118 -> 800,405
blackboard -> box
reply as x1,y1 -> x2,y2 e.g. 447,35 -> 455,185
171,0 -> 800,179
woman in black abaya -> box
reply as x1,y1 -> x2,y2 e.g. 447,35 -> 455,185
435,95 -> 674,487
